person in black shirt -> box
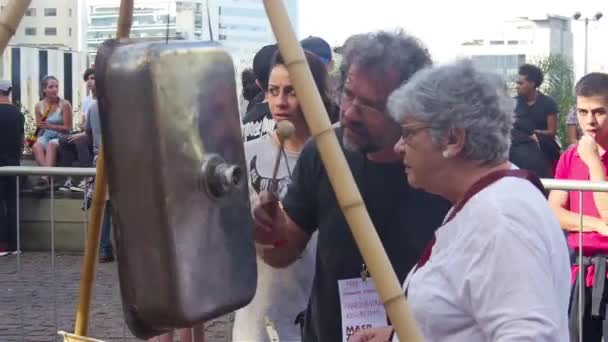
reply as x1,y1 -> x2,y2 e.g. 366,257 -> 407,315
252,30 -> 451,342
242,44 -> 277,142
0,80 -> 24,256
514,64 -> 560,175
241,68 -> 261,112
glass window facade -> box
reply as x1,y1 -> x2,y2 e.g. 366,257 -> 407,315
219,6 -> 266,18
45,27 -> 57,36
471,54 -> 526,81
44,8 -> 57,16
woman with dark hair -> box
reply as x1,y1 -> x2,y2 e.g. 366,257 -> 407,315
232,51 -> 330,341
32,75 -> 73,191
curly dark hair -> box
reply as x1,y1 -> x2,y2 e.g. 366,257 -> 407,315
336,29 -> 432,93
241,68 -> 260,102
518,64 -> 544,88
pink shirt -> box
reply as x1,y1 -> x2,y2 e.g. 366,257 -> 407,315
555,145 -> 608,255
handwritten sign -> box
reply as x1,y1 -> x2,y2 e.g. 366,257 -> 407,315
338,278 -> 388,342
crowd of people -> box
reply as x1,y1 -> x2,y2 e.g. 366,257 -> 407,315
237,31 -> 608,342
0,68 -> 114,262
2,28 -> 608,341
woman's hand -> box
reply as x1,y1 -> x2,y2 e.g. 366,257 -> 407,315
68,132 -> 86,143
349,326 -> 394,342
37,122 -> 50,129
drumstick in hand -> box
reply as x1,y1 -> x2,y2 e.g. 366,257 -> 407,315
268,120 -> 295,194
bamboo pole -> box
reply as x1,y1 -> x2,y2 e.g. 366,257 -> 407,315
262,1 -> 422,341
73,0 -> 134,336
116,0 -> 134,39
0,0 -> 32,56
73,148 -> 108,335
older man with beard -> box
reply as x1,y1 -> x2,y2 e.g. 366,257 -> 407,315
252,30 -> 451,342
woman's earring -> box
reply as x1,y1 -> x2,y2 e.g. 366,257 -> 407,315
442,150 -> 450,158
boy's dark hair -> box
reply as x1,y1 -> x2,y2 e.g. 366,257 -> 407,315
1,90 -> 10,96
575,72 -> 608,99
83,68 -> 95,82
518,64 -> 544,88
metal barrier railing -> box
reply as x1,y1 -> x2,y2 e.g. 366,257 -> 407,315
0,166 -> 133,342
541,179 -> 608,342
1,166 -> 606,342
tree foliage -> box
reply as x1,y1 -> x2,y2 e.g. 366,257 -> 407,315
533,54 -> 576,149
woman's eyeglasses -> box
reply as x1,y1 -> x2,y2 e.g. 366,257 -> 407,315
400,124 -> 433,142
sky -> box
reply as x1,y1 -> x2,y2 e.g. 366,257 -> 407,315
298,0 -> 607,78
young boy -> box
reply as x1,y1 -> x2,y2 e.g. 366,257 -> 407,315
549,72 -> 608,341
83,71 -> 114,263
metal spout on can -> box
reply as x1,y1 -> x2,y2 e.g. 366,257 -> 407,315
200,154 -> 242,198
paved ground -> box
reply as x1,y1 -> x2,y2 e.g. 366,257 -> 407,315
0,253 -> 234,342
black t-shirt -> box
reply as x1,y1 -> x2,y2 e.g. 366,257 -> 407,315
241,100 -> 340,142
0,103 -> 24,166
282,128 -> 451,342
514,93 -> 558,131
242,102 -> 275,142
509,138 -> 551,179
514,93 -> 560,161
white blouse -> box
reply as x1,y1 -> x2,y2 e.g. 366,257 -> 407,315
397,176 -> 571,341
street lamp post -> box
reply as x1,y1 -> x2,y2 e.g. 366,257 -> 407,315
573,11 -> 603,74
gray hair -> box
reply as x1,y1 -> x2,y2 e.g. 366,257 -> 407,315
387,59 -> 515,163
336,29 -> 432,93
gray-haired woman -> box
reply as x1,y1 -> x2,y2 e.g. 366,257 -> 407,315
350,60 -> 570,342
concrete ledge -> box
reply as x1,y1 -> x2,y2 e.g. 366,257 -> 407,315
20,196 -> 89,253
10,156 -> 94,252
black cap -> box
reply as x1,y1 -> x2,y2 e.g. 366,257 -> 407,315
301,36 -> 332,65
252,44 -> 277,90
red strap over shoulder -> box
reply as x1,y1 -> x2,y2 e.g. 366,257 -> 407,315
416,169 -> 545,269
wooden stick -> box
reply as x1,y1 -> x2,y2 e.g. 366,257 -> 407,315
262,1 -> 422,341
0,0 -> 32,56
74,149 -> 108,336
73,0 -> 134,336
269,120 -> 294,193
58,330 -> 107,342
116,0 -> 134,39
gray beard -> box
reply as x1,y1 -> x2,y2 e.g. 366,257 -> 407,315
342,134 -> 360,152
342,134 -> 382,154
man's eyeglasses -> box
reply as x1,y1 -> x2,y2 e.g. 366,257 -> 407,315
340,90 -> 386,115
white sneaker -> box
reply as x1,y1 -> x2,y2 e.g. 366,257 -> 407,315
70,180 -> 86,193
59,179 -> 73,192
